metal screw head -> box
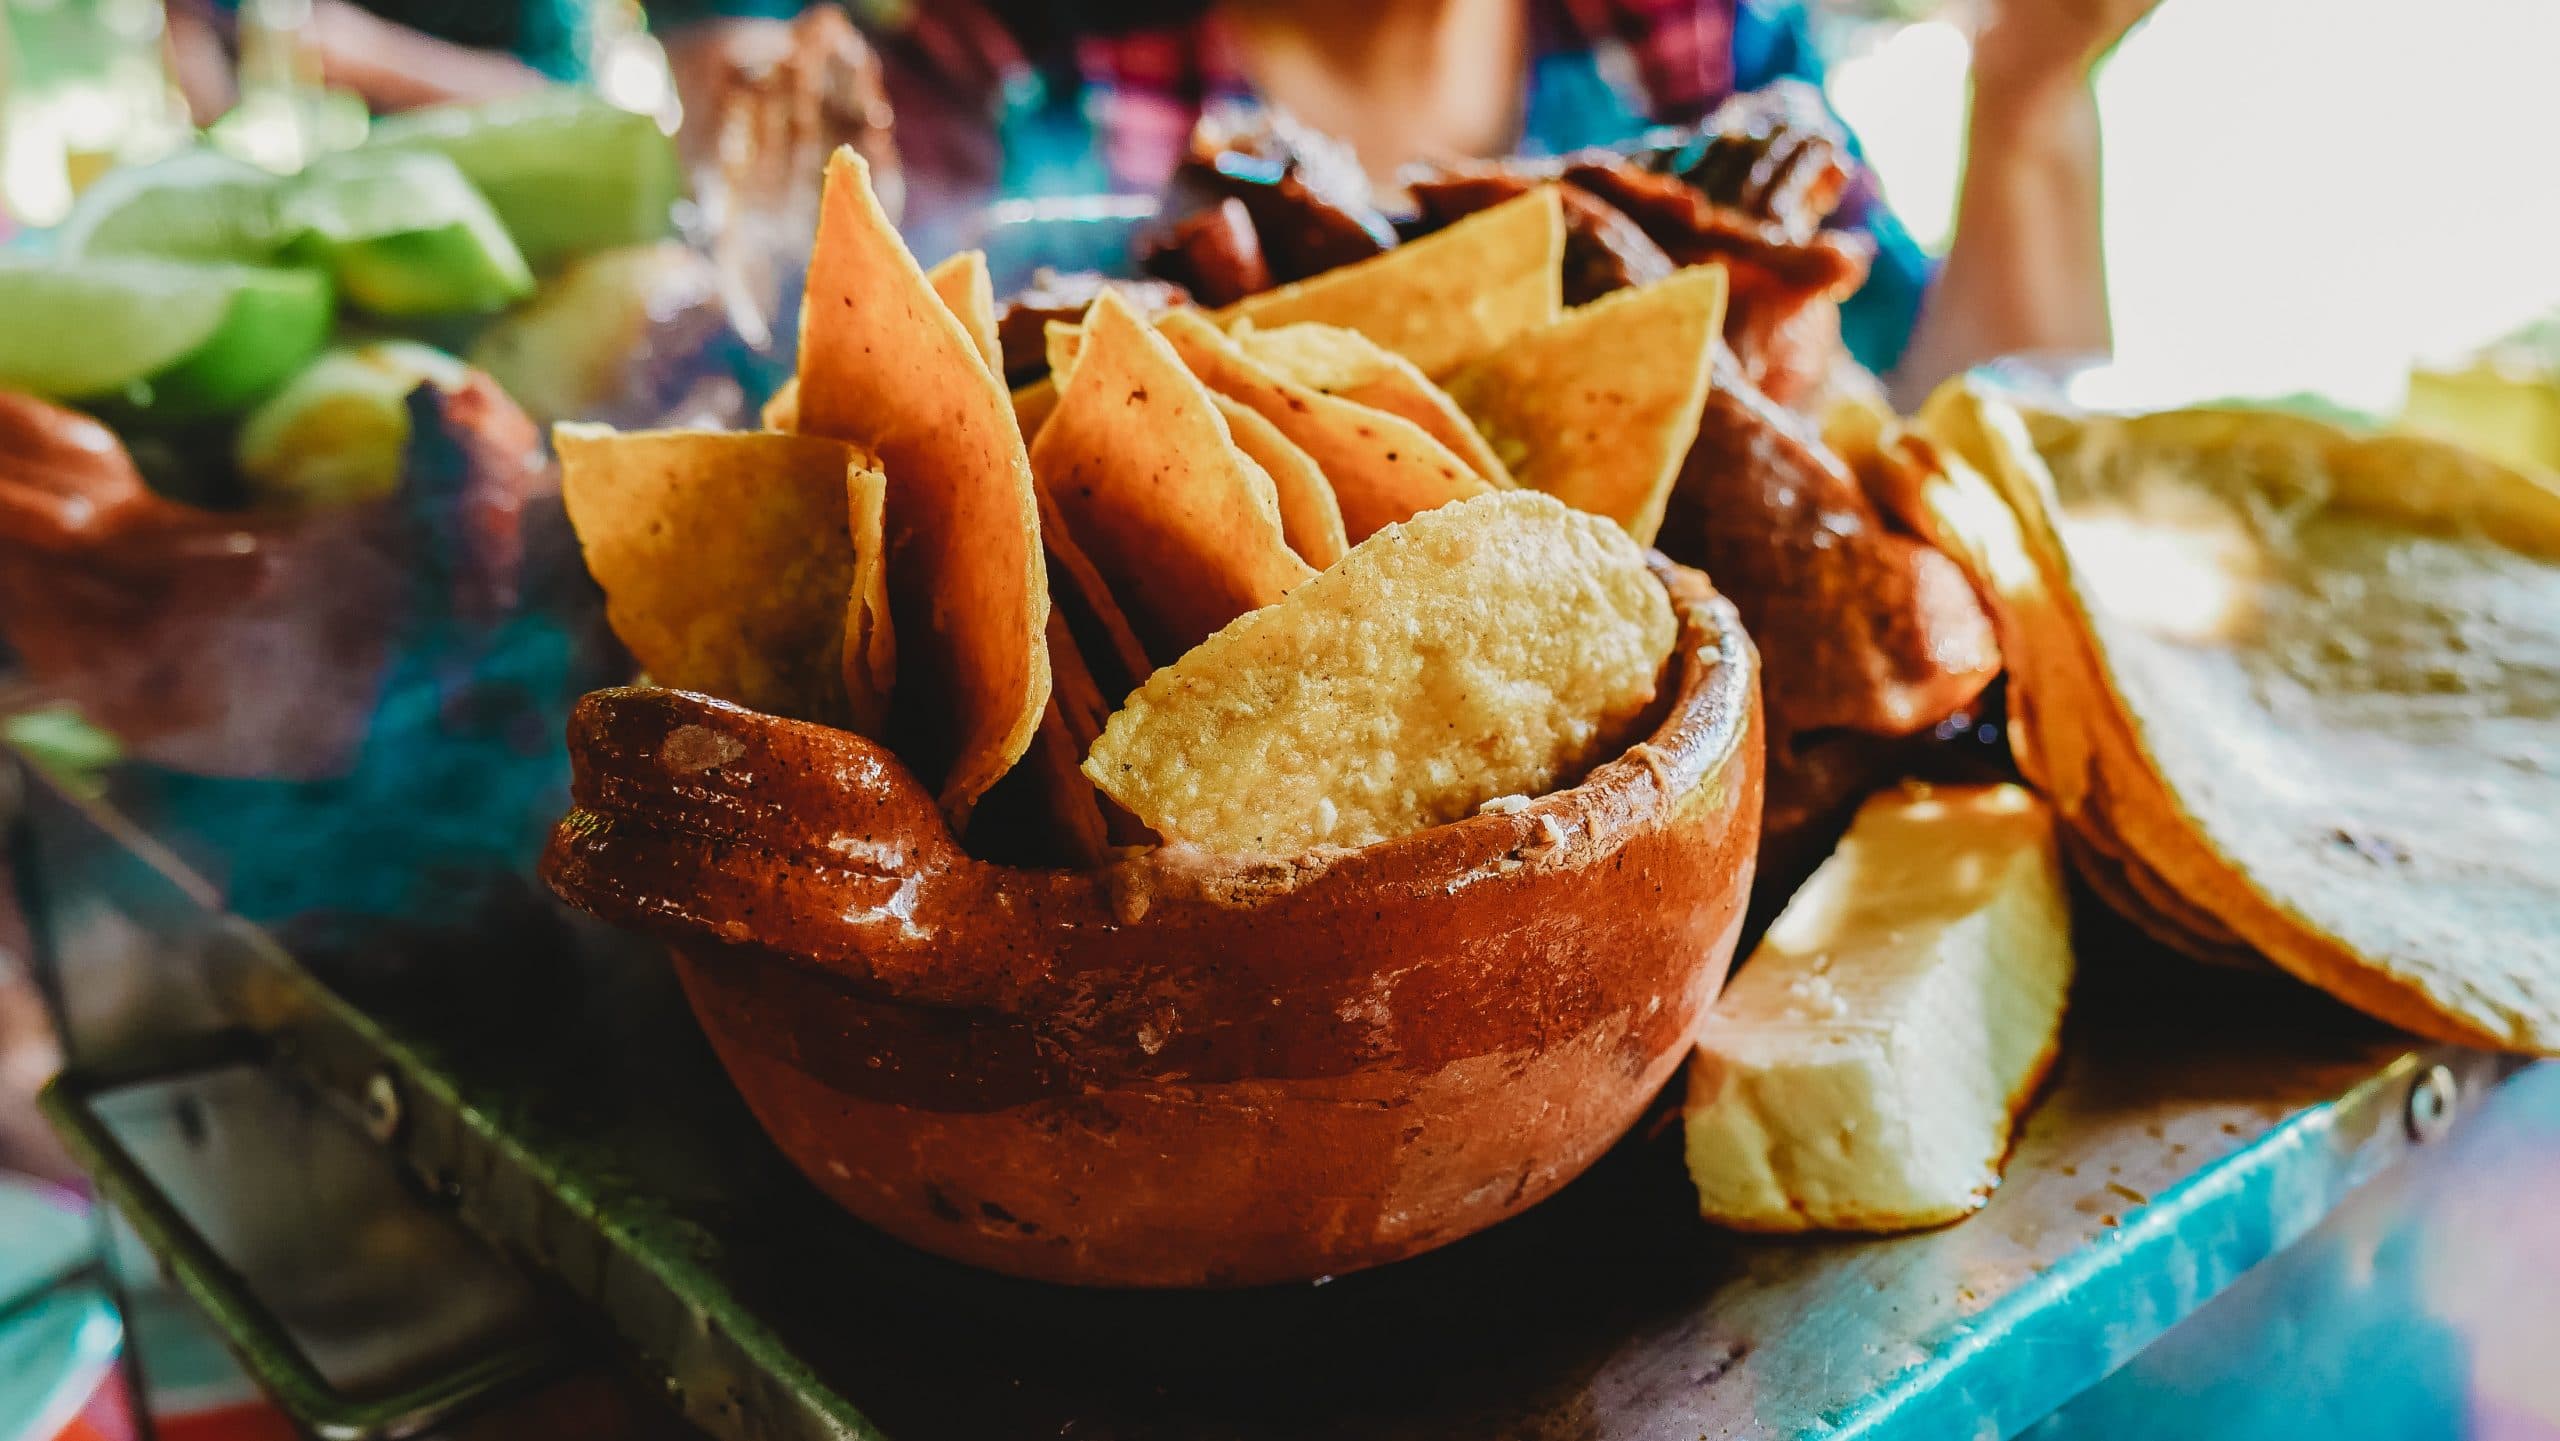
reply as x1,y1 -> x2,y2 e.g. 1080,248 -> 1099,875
361,1071 -> 404,1145
2405,1063 -> 2458,1145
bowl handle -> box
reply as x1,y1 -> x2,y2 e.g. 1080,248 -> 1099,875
542,687 -> 1026,1009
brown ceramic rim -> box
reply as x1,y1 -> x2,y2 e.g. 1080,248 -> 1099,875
545,555 -> 1754,1017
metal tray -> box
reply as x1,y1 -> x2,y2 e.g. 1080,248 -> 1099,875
13,754 -> 2529,1441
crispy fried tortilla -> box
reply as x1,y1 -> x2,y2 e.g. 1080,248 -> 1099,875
557,425 -> 890,731
926,249 -> 1001,372
1157,309 -> 1488,544
1085,490 -> 1673,854
797,148 -> 1049,828
1445,266 -> 1727,543
1215,188 -> 1565,378
1917,384 -> 2560,1053
1233,322 -> 1514,486
1032,292 -> 1314,666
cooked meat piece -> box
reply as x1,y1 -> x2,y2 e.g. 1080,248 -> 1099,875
995,270 -> 1197,384
1161,107 -> 1397,283
1136,197 -> 1273,310
1409,162 -> 1676,305
1653,350 -> 1999,870
1678,80 -> 1855,239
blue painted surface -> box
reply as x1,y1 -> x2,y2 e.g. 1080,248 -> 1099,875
2031,1063 -> 2560,1441
0,1282 -> 120,1441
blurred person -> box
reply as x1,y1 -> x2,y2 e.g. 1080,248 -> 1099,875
849,0 -> 2163,395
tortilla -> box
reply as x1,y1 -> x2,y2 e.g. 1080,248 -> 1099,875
1084,490 -> 1674,854
926,249 -> 1001,373
1031,291 -> 1313,667
1157,309 -> 1489,544
761,375 -> 799,431
1916,382 -> 2560,1053
1216,187 -> 1565,379
1233,322 -> 1514,486
1210,394 -> 1350,568
1443,266 -> 1726,543
557,424 -> 889,731
796,148 -> 1049,828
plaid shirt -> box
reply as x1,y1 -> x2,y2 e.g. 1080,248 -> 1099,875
1073,0 -> 1749,194
871,0 -> 1932,370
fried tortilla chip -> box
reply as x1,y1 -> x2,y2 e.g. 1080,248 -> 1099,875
1032,291 -> 1313,666
761,376 -> 800,431
1049,316 -> 1348,569
1084,490 -> 1674,854
972,606 -> 1117,867
1444,266 -> 1726,544
797,148 -> 1049,827
1232,322 -> 1514,486
557,425 -> 889,730
927,249 -> 1002,373
1156,309 -> 1489,544
1217,188 -> 1565,378
1210,394 -> 1349,568
1918,382 -> 2560,1054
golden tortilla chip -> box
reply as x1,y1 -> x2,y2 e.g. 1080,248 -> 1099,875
1013,376 -> 1058,443
1031,291 -> 1313,666
797,148 -> 1049,828
1217,188 -> 1565,378
840,462 -> 897,735
761,376 -> 800,432
1157,309 -> 1489,545
972,606 -> 1117,868
1917,382 -> 2560,1054
1084,490 -> 1674,854
927,249 -> 1002,373
557,424 -> 887,730
1444,266 -> 1726,544
1210,393 -> 1349,568
1232,322 -> 1513,486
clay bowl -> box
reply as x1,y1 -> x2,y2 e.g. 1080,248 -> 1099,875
542,560 -> 1763,1287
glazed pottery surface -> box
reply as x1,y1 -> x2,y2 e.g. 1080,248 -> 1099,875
543,560 -> 1763,1286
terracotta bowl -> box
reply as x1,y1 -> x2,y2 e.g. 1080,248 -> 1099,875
541,560 -> 1763,1287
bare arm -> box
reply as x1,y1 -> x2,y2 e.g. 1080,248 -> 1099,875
1890,0 -> 2162,403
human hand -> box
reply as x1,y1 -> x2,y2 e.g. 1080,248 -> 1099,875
1971,0 -> 2166,95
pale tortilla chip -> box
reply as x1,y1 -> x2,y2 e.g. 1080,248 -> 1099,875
1233,322 -> 1514,486
1211,393 -> 1349,568
1216,188 -> 1565,378
557,424 -> 886,730
1445,266 -> 1726,544
1918,382 -> 2560,1054
927,249 -> 1002,373
1156,309 -> 1489,544
797,148 -> 1049,828
1084,490 -> 1674,854
1031,292 -> 1314,666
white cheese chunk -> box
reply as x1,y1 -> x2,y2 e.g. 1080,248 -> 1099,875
1685,782 -> 2072,1232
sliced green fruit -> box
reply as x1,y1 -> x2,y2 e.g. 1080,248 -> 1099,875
284,150 -> 534,316
364,92 -> 679,268
125,265 -> 337,418
0,257 -> 327,413
55,148 -> 292,262
236,340 -> 469,508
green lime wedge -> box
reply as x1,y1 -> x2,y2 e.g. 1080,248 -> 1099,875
141,266 -> 338,416
55,148 -> 293,262
363,92 -> 678,268
235,340 -> 468,508
283,150 -> 534,317
0,257 -> 332,415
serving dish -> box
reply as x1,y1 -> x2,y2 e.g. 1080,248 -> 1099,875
544,560 -> 1760,1286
